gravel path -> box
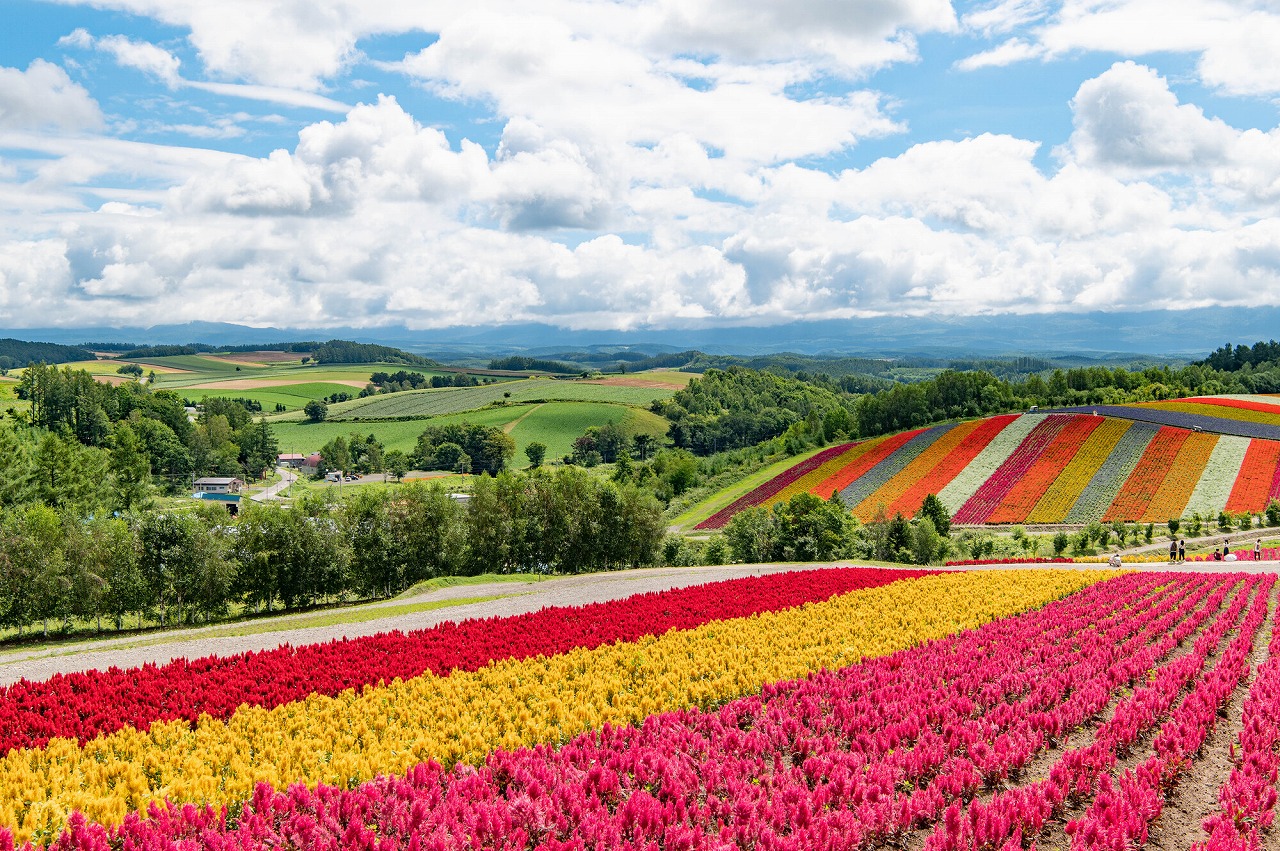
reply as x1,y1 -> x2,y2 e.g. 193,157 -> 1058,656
2,559 -> 1276,687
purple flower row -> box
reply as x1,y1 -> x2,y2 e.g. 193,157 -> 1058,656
1051,406 -> 1280,442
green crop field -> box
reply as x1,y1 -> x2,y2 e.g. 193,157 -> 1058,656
326,378 -> 674,421
272,400 -> 668,465
133,355 -> 248,374
180,382 -> 370,411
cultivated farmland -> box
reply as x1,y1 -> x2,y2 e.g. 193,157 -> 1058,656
273,401 -> 668,463
325,377 -> 676,420
690,397 -> 1280,529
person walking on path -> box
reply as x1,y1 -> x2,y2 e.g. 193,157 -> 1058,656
1255,539 -> 1262,561
1178,539 -> 1185,562
1169,540 -> 1177,563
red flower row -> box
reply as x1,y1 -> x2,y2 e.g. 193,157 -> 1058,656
953,415 -> 1073,524
17,572 -> 1255,851
0,567 -> 928,755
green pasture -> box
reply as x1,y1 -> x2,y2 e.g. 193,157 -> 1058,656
272,400 -> 667,464
180,382 -> 364,411
322,378 -> 675,421
133,354 -> 249,374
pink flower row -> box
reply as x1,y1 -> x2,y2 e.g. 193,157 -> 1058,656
943,558 -> 1074,566
1194,586 -> 1280,851
1188,548 -> 1280,562
1066,574 -> 1272,851
10,572 -> 1248,851
920,572 -> 1268,851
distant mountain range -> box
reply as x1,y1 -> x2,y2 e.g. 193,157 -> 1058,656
7,307 -> 1276,359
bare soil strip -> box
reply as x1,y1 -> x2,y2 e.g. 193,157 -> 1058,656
186,378 -> 369,390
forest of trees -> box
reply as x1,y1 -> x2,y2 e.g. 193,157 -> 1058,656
0,470 -> 664,637
651,349 -> 1279,458
487,356 -> 578,373
413,423 -> 516,475
0,339 -> 94,373
652,368 -> 854,455
5,364 -> 277,509
310,340 -> 436,366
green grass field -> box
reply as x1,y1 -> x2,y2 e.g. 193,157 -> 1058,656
272,400 -> 669,464
321,378 -> 675,421
180,382 -> 368,410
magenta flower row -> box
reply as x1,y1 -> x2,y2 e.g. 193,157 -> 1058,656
11,572 -> 1255,851
920,572 -> 1268,851
1066,574 -> 1271,851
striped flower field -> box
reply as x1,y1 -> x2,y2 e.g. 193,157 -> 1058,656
693,395 -> 1280,529
6,568 -> 1280,851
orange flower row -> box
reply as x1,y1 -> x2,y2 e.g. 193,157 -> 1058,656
886,415 -> 1019,518
849,420 -> 984,521
1103,427 -> 1189,522
986,415 -> 1105,524
1139,431 -> 1218,522
1225,439 -> 1280,513
813,428 -> 926,500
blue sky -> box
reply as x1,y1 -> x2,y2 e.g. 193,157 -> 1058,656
2,0 -> 1280,333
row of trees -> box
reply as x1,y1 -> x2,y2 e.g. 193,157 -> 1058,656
655,345 -> 1280,459
0,468 -> 664,638
719,492 -> 954,566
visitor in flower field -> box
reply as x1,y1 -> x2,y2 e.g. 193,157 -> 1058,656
1214,547 -> 1222,560
1255,539 -> 1262,560
1178,539 -> 1185,561
1169,540 -> 1177,562
1224,538 -> 1231,557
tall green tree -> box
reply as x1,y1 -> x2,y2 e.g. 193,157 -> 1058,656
109,421 -> 152,511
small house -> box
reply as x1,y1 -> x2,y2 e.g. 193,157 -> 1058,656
302,453 -> 324,476
194,477 -> 244,494
277,453 -> 305,468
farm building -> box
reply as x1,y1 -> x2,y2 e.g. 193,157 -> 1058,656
277,453 -> 305,468
193,477 -> 244,494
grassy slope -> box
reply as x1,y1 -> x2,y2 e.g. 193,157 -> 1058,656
668,444 -> 837,531
181,383 -> 368,410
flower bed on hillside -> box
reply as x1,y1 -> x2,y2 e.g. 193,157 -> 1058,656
0,570 -> 1103,845
0,568 -> 925,755
16,571 -> 1278,851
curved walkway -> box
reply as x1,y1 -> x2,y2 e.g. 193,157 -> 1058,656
3,556 -> 1276,687
0,562 -> 861,686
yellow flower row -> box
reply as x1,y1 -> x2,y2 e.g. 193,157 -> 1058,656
1026,417 -> 1131,523
0,570 -> 1112,844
